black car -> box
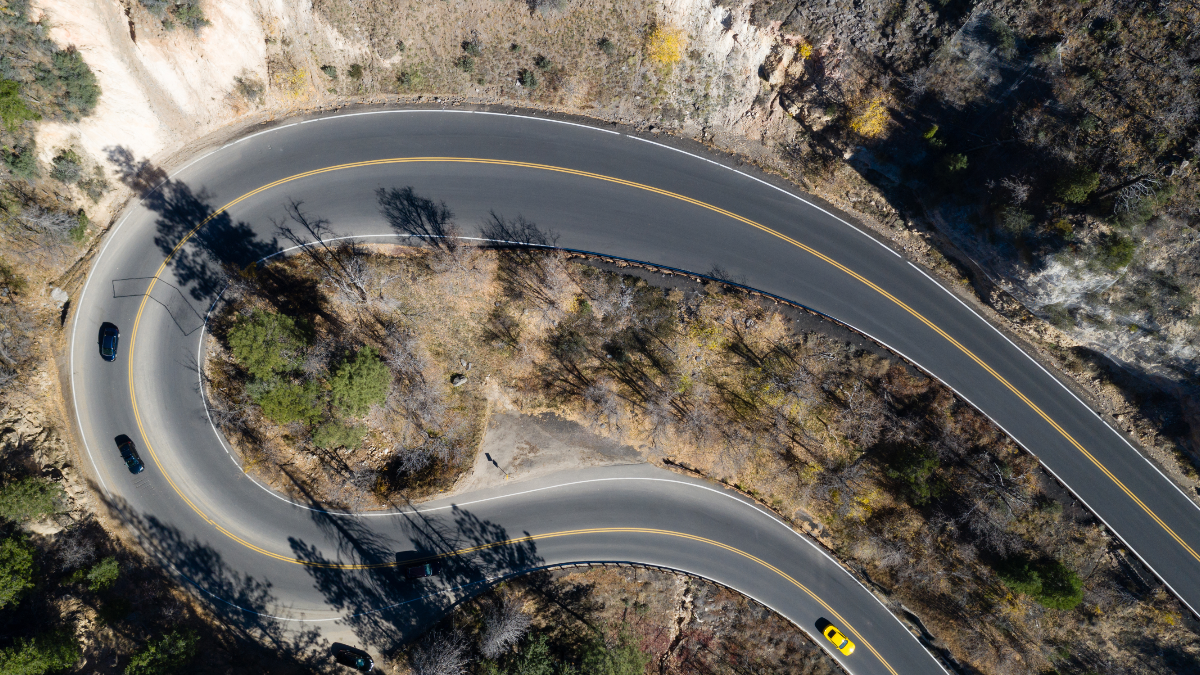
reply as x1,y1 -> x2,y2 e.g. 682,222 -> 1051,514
331,644 -> 374,672
115,435 -> 144,474
99,323 -> 120,362
403,560 -> 441,580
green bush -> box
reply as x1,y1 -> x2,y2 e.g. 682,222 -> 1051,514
996,205 -> 1033,236
462,40 -> 482,57
226,310 -> 310,379
347,64 -> 363,80
0,535 -> 36,609
986,15 -> 1017,58
0,629 -> 80,675
1056,166 -> 1101,203
534,55 -> 553,71
312,421 -> 366,450
78,166 -> 110,202
330,347 -> 390,416
0,257 -> 27,294
486,634 -> 576,675
321,65 -> 338,80
171,1 -> 210,32
0,477 -> 64,522
997,557 -> 1083,610
255,380 -> 322,425
4,144 -> 39,180
49,149 -> 83,184
518,69 -> 538,88
579,625 -> 651,675
1042,303 -> 1073,329
0,80 -> 41,132
924,124 -> 946,149
456,55 -> 476,72
70,212 -> 88,242
885,445 -> 945,506
124,629 -> 199,675
1098,233 -> 1136,270
51,48 -> 101,120
85,557 -> 119,592
942,153 -> 968,174
598,37 -> 616,55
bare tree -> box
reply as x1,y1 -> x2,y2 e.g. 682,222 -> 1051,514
336,465 -> 379,510
392,444 -> 434,476
55,525 -> 97,571
409,630 -> 469,675
583,379 -> 628,433
325,241 -> 373,304
1114,177 -> 1162,213
479,595 -> 532,659
901,67 -> 930,101
999,175 -> 1032,204
0,304 -> 32,388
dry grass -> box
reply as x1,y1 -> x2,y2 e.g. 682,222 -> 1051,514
209,244 -> 1200,673
392,566 -> 838,674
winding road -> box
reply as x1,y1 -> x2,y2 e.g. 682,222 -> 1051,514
70,110 -> 1200,674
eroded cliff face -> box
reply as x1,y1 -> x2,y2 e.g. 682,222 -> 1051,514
32,0 -> 1200,464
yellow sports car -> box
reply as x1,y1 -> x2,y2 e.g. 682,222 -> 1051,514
822,624 -> 856,656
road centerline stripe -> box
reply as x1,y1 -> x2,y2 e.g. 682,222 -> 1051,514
123,157 -> 1197,633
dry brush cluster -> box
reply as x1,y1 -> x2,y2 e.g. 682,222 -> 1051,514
210,235 -> 1200,672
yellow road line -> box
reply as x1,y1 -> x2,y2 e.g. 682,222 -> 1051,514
122,157 -> 1195,654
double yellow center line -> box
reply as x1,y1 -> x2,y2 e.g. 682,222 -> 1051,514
122,157 -> 1194,673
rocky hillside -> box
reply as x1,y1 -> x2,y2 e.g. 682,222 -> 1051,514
741,0 -> 1200,462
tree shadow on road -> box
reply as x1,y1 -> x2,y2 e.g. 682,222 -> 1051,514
107,147 -> 281,304
279,469 -> 543,649
376,186 -> 458,250
99,489 -> 338,673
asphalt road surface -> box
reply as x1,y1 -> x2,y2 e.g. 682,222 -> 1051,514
70,110 -> 1200,673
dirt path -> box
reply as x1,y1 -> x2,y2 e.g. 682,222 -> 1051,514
446,411 -> 644,497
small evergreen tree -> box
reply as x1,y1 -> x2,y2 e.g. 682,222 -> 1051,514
226,310 -> 310,379
0,477 -> 63,522
579,625 -> 650,675
997,556 -> 1083,610
0,629 -> 80,674
255,380 -> 322,425
85,557 -> 119,592
312,421 -> 366,450
1056,166 -> 1101,204
124,629 -> 199,675
0,80 -> 41,131
330,347 -> 390,416
0,535 -> 36,609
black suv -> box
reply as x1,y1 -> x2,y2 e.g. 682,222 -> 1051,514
403,560 -> 441,580
99,323 -> 120,362
115,435 -> 144,474
331,644 -> 374,672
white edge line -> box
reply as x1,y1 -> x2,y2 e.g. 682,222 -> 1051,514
222,122 -> 299,148
834,305 -> 1200,622
903,261 -> 1200,518
623,135 -> 903,259
474,110 -> 621,134
69,213 -> 138,498
188,234 -> 945,671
